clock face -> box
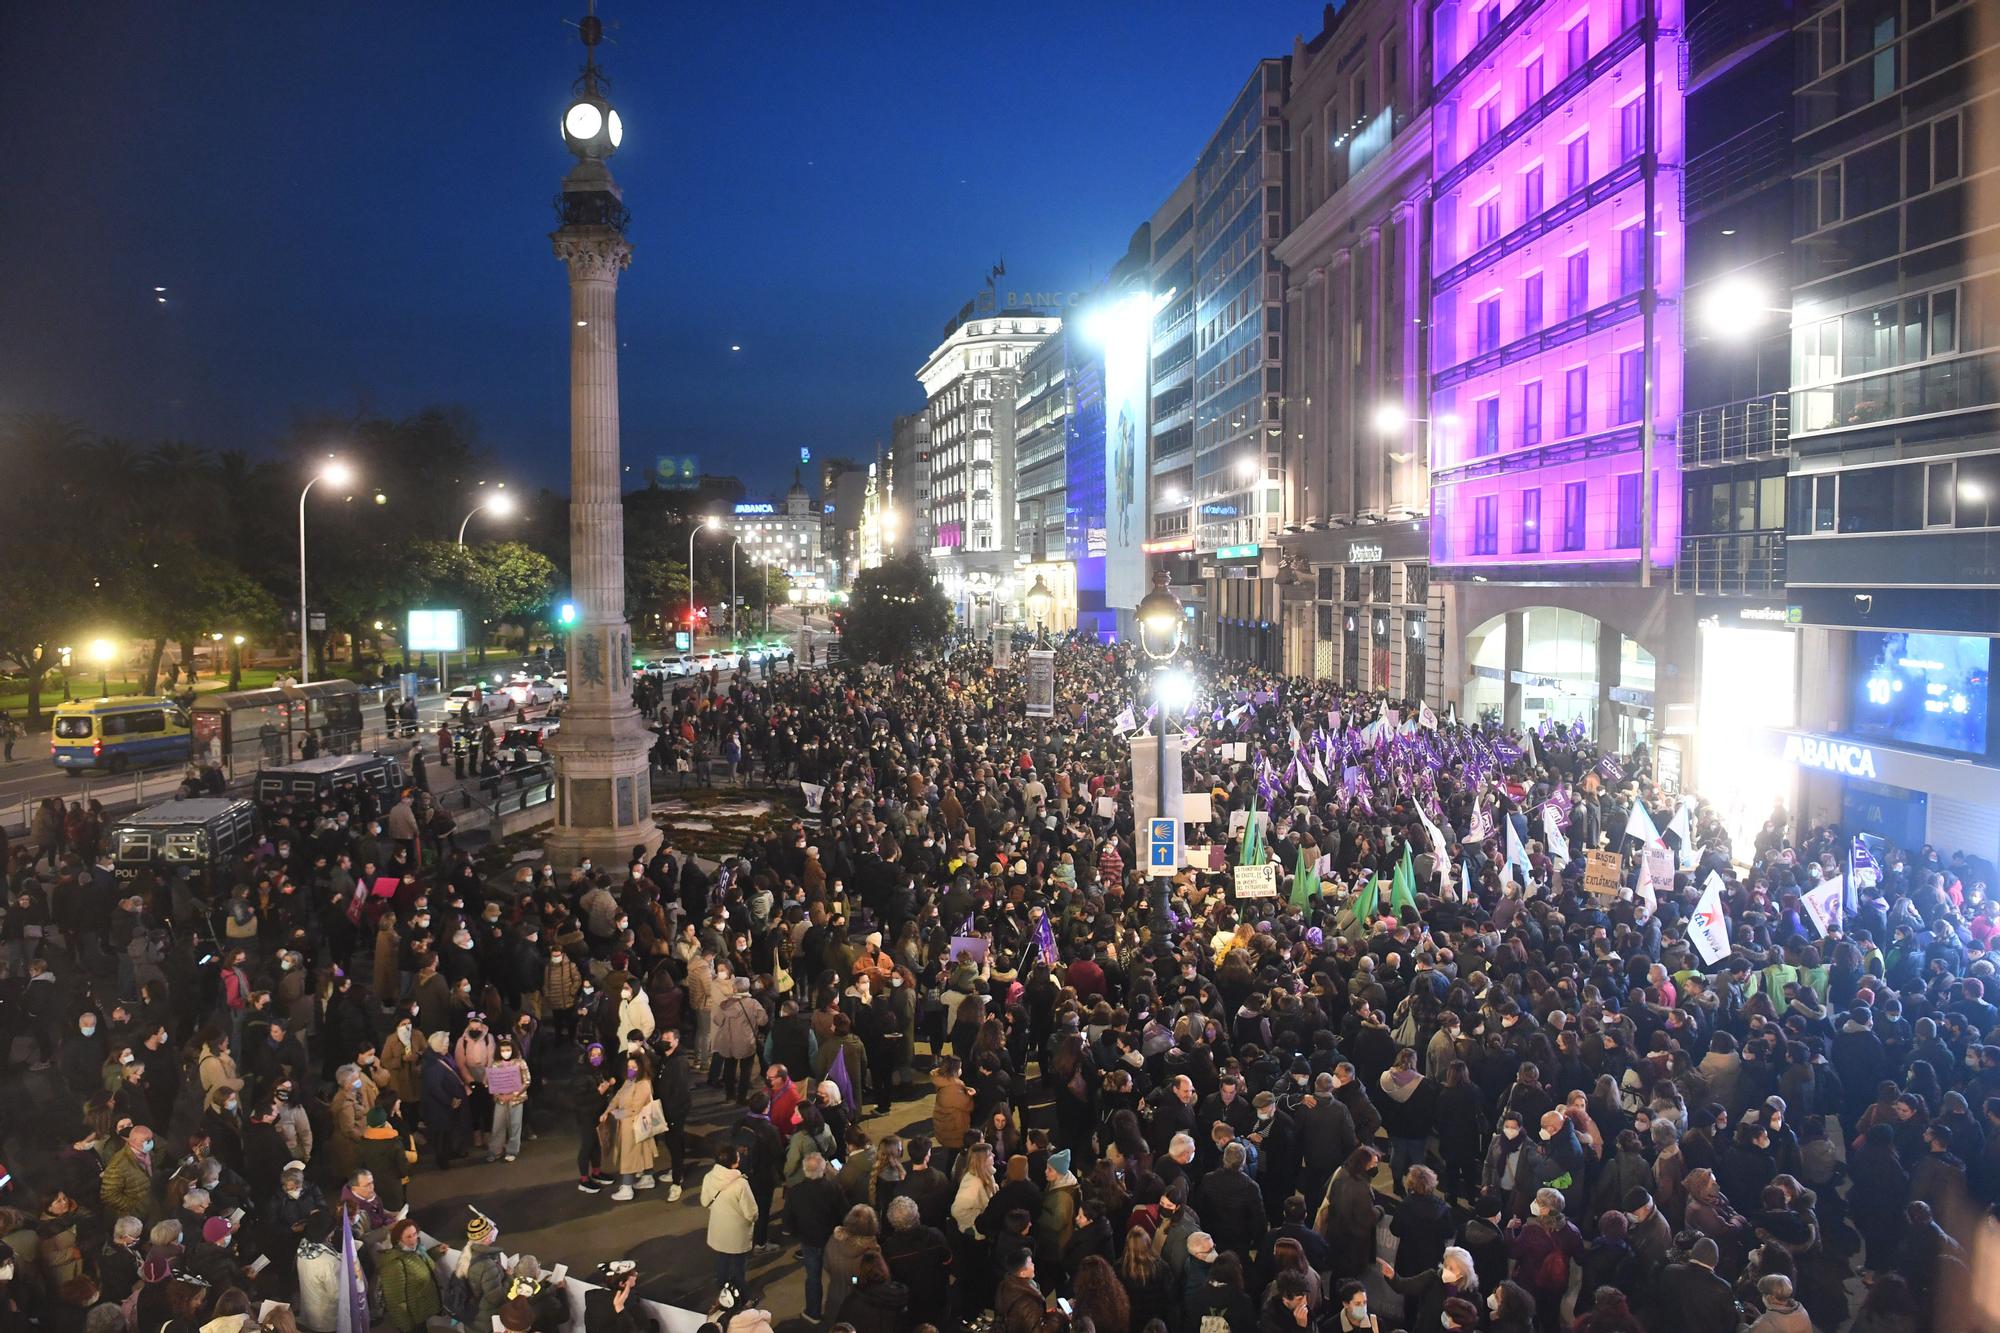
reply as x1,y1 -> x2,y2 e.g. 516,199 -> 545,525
565,102 -> 604,142
607,109 -> 624,148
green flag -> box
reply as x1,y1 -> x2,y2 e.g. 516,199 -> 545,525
1390,844 -> 1420,921
1239,811 -> 1266,866
1352,869 -> 1379,922
1291,847 -> 1320,909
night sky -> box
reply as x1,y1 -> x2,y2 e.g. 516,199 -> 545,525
0,3 -> 1316,496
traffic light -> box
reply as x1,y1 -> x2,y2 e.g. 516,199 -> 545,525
557,601 -> 577,626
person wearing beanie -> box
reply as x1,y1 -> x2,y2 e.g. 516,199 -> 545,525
1655,1233 -> 1734,1327
355,1105 -> 411,1213
1037,1148 -> 1079,1261
1746,1272 -> 1811,1333
1440,1295 -> 1481,1331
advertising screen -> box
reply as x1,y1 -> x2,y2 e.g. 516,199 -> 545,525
1849,631 -> 1990,756
1102,302 -> 1148,611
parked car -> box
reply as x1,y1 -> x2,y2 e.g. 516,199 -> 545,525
445,685 -> 496,719
503,677 -> 562,711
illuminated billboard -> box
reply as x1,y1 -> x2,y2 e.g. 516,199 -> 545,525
655,455 -> 699,489
406,609 -> 464,652
1102,298 -> 1149,610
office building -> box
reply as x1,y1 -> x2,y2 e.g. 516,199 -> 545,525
1013,325 -> 1078,630
732,473 -> 826,594
887,409 -> 930,556
917,300 -> 1062,626
1147,174 -> 1203,636
1426,0 -> 1692,748
1760,0 -> 2000,859
1193,58 -> 1291,667
1273,0 -> 1440,698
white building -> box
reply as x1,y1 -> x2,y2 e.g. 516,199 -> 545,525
916,304 -> 1062,626
732,473 -> 826,597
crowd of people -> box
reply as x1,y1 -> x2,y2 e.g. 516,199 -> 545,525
0,634 -> 1990,1333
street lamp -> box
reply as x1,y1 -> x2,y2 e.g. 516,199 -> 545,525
687,515 -> 722,640
457,489 -> 517,545
88,638 -> 116,698
1135,568 -> 1184,939
1702,276 -> 1788,340
1024,573 -> 1053,644
299,458 -> 353,683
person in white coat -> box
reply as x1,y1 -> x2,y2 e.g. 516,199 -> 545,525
701,1144 -> 760,1295
617,979 -> 657,1045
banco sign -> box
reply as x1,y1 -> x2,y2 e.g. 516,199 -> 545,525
1783,734 -> 1877,779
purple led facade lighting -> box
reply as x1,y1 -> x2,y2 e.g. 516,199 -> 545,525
1426,0 -> 1683,575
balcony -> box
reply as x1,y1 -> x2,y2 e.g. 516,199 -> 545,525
1675,530 -> 1787,595
1679,392 -> 1789,469
1686,0 -> 1792,74
1684,114 -> 1787,219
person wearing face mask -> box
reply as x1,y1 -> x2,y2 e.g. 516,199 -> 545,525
380,1012 -> 426,1106
485,1036 -> 532,1163
1505,1188 -> 1582,1333
100,1123 -> 159,1224
574,1043 -> 618,1194
378,1218 -> 443,1333
600,1052 -> 659,1201
61,1008 -> 109,1097
419,1029 -> 468,1171
1483,1279 -> 1539,1333
615,976 -> 656,1044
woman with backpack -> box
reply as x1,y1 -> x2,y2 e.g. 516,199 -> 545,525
1505,1187 -> 1583,1333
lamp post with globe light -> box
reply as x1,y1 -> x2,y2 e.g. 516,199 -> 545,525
545,4 -> 659,866
89,639 -> 116,699
1024,573 -> 1053,646
1136,569 -> 1185,938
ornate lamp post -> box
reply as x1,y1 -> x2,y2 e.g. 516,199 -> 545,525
1135,569 -> 1184,938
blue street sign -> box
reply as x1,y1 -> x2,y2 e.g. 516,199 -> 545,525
1148,817 -> 1177,868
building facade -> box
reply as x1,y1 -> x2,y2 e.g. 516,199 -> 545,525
1766,0 -> 2000,861
1427,0 -> 1694,750
1273,0 -> 1441,700
1192,60 -> 1291,667
1014,326 -> 1070,564
887,408 -> 931,557
917,303 -> 1062,627
732,474 -> 826,596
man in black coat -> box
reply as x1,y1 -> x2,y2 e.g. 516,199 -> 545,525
731,1092 -> 784,1255
893,1138 -> 956,1229
1191,1141 -> 1266,1260
1652,1236 -> 1736,1329
1147,1075 -> 1199,1157
1247,1091 -> 1300,1220
1296,1073 -> 1360,1209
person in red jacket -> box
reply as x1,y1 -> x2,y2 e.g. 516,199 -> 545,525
764,1064 -> 803,1137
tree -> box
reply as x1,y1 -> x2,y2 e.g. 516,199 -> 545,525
841,552 -> 949,665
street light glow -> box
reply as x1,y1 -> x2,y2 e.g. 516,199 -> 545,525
1156,669 -> 1196,715
1236,457 -> 1259,481
318,459 -> 353,487
487,491 -> 516,518
1372,403 -> 1409,434
88,638 -> 116,665
705,515 -> 722,530
1703,276 -> 1774,339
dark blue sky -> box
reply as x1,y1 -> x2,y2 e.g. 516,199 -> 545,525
0,3 -> 1314,495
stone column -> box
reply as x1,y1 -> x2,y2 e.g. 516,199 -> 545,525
545,220 -> 662,869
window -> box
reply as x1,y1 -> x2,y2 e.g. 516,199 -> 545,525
1476,195 -> 1501,246
1800,317 -> 1839,383
1475,2 -> 1498,39
1522,381 -> 1544,445
1373,564 -> 1392,601
1813,164 -> 1842,229
1522,272 -> 1545,334
1872,18 -> 1897,99
1562,481 -> 1588,550
1619,223 -> 1646,294
1476,296 -> 1501,354
1615,473 -> 1643,548
1931,289 -> 1958,355
1564,366 -> 1588,435
1475,397 -> 1501,455
1620,98 -> 1645,162
1473,495 -> 1499,555
1476,97 -> 1500,146
1927,460 -> 1956,527
1566,134 -> 1590,196
1522,57 -> 1545,105
1565,251 -> 1589,318
1617,348 -> 1644,423
1521,163 -> 1544,219
1566,19 -> 1590,75
1518,488 -> 1542,552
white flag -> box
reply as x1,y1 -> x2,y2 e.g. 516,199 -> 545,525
1417,805 -> 1450,888
1803,877 -> 1845,938
1115,708 -> 1137,735
1542,805 -> 1570,869
1506,816 -> 1533,888
1624,801 -> 1663,848
800,781 -> 825,815
1466,800 -> 1493,844
1688,870 -> 1732,965
1666,801 -> 1697,871
1419,702 -> 1439,730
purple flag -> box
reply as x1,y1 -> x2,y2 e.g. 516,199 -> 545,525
1035,911 -> 1059,968
826,1046 -> 857,1111
1596,753 -> 1625,782
337,1206 -> 371,1333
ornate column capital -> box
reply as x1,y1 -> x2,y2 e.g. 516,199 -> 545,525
552,227 -> 632,279
1306,265 -> 1328,288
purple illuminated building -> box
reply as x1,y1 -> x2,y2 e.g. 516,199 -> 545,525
1426,0 -> 1684,580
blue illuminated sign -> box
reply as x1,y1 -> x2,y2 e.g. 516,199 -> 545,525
733,503 -> 776,515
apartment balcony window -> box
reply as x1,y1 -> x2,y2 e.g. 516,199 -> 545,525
1473,495 -> 1499,555
1615,473 -> 1642,548
1518,488 -> 1542,553
1565,135 -> 1590,197
1619,98 -> 1645,163
1562,480 -> 1588,551
1566,19 -> 1590,76
1522,381 -> 1543,446
1476,195 -> 1501,247
1521,163 -> 1544,221
1522,57 -> 1544,106
1522,273 -> 1545,335
1617,348 -> 1644,424
1475,397 -> 1500,456
1564,367 -> 1589,437
1476,296 -> 1501,355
